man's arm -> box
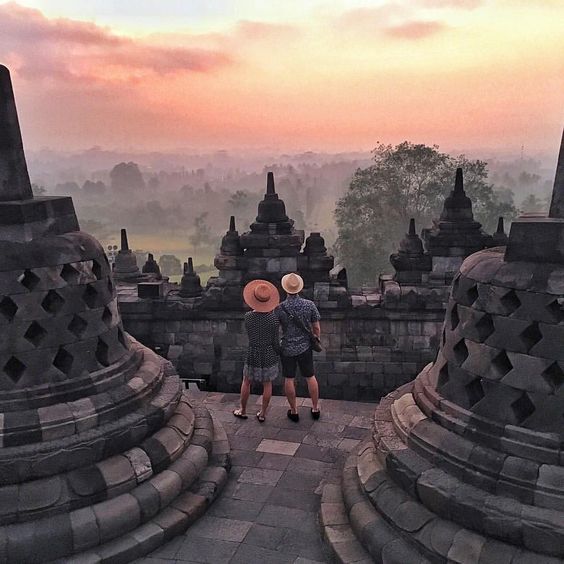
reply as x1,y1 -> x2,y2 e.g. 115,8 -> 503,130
312,320 -> 321,338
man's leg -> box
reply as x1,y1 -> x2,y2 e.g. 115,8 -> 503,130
285,377 -> 298,415
298,350 -> 320,414
306,375 -> 319,412
281,355 -> 299,415
239,377 -> 251,414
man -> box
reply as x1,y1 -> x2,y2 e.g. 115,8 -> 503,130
276,272 -> 321,422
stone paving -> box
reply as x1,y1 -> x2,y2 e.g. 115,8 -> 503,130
138,388 -> 375,564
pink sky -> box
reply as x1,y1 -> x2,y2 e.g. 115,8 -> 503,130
1,0 -> 563,154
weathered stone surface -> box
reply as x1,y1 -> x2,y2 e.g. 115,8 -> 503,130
0,64 -> 229,563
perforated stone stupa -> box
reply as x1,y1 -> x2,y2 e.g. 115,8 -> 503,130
0,65 -> 228,563
322,130 -> 564,563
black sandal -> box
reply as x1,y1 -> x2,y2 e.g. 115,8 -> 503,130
287,409 -> 299,422
233,409 -> 248,419
256,412 -> 266,423
311,409 -> 320,420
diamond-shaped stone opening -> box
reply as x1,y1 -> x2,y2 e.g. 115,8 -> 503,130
542,362 -> 564,393
117,327 -> 129,350
545,299 -> 564,323
53,347 -> 73,375
83,285 -> 99,309
0,296 -> 18,321
510,392 -> 535,424
452,339 -> 469,365
68,314 -> 88,338
465,378 -> 485,407
60,263 -> 80,284
103,253 -> 110,267
92,259 -> 103,280
95,338 -> 110,367
501,289 -> 521,315
492,350 -> 513,378
475,313 -> 495,342
520,322 -> 543,352
437,363 -> 449,388
102,306 -> 113,327
467,284 -> 479,306
24,321 -> 47,347
452,275 -> 460,296
18,269 -> 40,291
41,290 -> 65,314
4,356 -> 25,383
107,277 -> 114,295
450,304 -> 460,331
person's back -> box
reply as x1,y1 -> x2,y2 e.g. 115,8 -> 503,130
276,273 -> 321,422
277,294 -> 319,357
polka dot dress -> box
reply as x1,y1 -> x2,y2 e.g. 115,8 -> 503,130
243,311 -> 280,382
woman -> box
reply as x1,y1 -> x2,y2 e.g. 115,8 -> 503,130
233,279 -> 280,422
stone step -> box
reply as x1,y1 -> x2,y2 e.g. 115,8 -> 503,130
348,441 -> 563,563
375,384 -> 564,513
52,411 -> 230,564
1,399 -> 229,563
320,482 -> 372,564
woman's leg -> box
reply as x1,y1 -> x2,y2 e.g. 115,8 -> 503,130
260,381 -> 272,417
239,377 -> 251,414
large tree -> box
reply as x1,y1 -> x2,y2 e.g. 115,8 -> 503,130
335,142 -> 517,286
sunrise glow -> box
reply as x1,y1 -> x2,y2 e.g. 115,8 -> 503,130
1,0 -> 563,153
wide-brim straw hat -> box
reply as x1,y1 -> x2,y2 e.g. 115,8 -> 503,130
243,279 -> 280,312
281,272 -> 304,295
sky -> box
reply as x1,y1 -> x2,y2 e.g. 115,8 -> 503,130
1,0 -> 563,155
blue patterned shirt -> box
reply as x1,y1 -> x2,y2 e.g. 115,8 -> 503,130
276,295 -> 321,357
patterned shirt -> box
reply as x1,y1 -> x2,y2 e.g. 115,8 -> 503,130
276,295 -> 321,357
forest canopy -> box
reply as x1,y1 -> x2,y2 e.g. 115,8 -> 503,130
335,142 -> 518,286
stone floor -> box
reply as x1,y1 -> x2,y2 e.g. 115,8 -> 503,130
137,388 -> 375,564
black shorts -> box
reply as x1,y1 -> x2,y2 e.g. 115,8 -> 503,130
281,349 -> 315,379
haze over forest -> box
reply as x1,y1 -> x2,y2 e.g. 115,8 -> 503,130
2,0 -> 562,282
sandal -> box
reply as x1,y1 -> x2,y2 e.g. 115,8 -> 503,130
311,408 -> 321,420
256,412 -> 266,423
287,409 -> 300,422
233,409 -> 248,419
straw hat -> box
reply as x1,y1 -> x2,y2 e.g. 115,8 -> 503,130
281,272 -> 304,295
243,279 -> 280,312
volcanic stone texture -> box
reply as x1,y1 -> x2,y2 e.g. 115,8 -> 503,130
322,245 -> 564,563
0,230 -> 230,562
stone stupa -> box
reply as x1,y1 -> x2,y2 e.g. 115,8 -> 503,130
0,64 -> 228,563
324,130 -> 564,563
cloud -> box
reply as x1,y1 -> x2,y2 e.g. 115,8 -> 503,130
335,5 -> 446,40
418,0 -> 483,9
385,20 -> 447,39
0,1 -> 232,82
235,20 -> 300,42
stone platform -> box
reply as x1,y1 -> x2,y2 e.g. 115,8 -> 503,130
139,390 -> 375,564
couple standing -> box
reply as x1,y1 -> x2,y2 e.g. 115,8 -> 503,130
233,272 -> 321,423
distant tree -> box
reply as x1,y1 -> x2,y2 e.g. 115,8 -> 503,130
335,142 -> 517,286
55,181 -> 80,196
189,212 -> 214,248
82,180 -> 107,197
158,254 -> 182,276
31,183 -> 46,196
80,219 -> 111,241
520,193 -> 546,214
110,162 -> 145,192
227,190 -> 255,228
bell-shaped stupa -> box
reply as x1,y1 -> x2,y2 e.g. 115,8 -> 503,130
325,130 -> 564,563
0,65 -> 228,563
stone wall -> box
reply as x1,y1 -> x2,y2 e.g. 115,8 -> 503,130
118,285 -> 445,401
